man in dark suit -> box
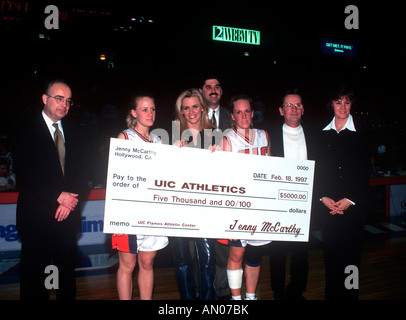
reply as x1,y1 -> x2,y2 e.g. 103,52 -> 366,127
268,88 -> 313,300
15,79 -> 87,300
199,77 -> 232,299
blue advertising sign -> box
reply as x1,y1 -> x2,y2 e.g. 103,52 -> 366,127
321,39 -> 357,58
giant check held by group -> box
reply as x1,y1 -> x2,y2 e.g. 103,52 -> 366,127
103,138 -> 315,242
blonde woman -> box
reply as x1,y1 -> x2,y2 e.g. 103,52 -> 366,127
170,88 -> 216,300
112,94 -> 169,300
173,88 -> 213,148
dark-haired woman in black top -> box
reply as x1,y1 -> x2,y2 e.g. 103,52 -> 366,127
315,84 -> 371,300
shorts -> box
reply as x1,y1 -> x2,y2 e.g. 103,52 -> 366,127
217,239 -> 271,247
112,234 -> 169,254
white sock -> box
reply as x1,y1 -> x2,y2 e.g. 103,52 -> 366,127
232,295 -> 242,300
227,268 -> 243,289
245,292 -> 256,300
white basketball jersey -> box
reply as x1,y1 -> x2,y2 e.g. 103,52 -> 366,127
224,129 -> 269,156
115,127 -> 168,252
121,128 -> 161,144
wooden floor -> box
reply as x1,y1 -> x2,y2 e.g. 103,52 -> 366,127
1,235 -> 405,300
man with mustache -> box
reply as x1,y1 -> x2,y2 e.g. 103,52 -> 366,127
200,77 -> 231,132
199,77 -> 232,299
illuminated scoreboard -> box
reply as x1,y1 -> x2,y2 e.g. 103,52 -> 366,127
0,1 -> 29,21
212,25 -> 260,45
1,1 -> 112,23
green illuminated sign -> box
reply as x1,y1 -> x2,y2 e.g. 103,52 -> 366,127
212,25 -> 260,45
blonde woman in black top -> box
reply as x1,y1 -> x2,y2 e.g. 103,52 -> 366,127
170,88 -> 216,300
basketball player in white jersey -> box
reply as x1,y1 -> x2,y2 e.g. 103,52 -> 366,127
221,95 -> 271,300
112,95 -> 169,300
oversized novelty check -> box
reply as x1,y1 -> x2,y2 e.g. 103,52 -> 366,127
103,138 -> 315,242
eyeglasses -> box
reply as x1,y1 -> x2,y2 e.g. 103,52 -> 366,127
282,103 -> 303,110
46,94 -> 73,106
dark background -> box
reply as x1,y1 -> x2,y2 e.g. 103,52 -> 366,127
1,1 -> 405,185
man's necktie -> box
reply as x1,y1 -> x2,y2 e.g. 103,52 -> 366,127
211,111 -> 217,128
53,123 -> 65,175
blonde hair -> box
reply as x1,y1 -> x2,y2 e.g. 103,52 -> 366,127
174,88 -> 212,135
126,94 -> 155,128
